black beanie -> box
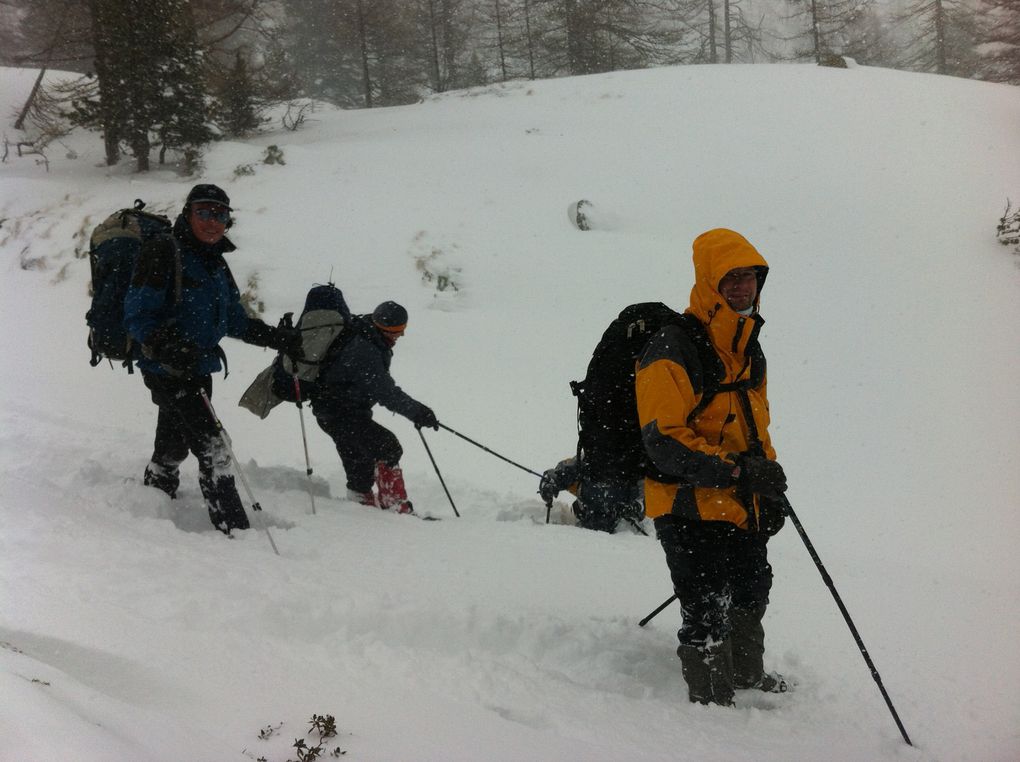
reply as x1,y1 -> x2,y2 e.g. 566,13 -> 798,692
185,184 -> 232,210
372,301 -> 408,331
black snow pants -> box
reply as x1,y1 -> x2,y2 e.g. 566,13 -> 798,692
142,371 -> 249,533
314,408 -> 403,493
655,517 -> 772,651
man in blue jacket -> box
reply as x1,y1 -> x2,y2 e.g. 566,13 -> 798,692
311,301 -> 438,514
124,184 -> 302,534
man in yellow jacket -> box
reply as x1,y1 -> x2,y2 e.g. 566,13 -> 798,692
636,228 -> 789,706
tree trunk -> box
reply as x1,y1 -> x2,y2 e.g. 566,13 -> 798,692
88,0 -> 121,165
134,136 -> 150,172
14,67 -> 47,131
723,0 -> 732,63
495,0 -> 508,81
441,0 -> 457,87
810,0 -> 821,63
356,0 -> 373,107
708,0 -> 717,63
933,0 -> 947,74
523,0 -> 536,79
427,0 -> 443,91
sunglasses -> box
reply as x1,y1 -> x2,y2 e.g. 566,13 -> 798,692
193,208 -> 230,223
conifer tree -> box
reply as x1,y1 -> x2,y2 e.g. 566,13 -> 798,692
70,0 -> 212,171
978,0 -> 1020,84
215,50 -> 265,137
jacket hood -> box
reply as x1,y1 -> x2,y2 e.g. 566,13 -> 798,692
689,228 -> 768,322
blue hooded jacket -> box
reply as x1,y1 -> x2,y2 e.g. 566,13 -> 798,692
124,215 -> 251,375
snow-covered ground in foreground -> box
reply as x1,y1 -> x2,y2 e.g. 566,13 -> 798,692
1,63 -> 1019,761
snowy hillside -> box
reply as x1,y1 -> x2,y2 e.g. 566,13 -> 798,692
1,63 -> 1019,761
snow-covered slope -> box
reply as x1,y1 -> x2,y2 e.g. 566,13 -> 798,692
1,63 -> 1018,761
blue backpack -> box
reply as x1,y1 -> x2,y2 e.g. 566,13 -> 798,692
239,283 -> 352,419
86,200 -> 177,372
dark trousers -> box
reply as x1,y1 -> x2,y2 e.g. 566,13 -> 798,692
142,372 -> 249,532
655,518 -> 772,651
315,409 -> 403,493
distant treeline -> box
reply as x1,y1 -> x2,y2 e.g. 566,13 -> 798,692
2,0 -> 1016,171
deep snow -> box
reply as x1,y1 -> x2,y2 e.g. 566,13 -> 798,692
1,62 -> 1019,761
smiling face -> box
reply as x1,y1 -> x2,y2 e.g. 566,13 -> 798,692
718,266 -> 759,313
188,202 -> 229,245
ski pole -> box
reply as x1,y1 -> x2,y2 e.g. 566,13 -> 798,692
437,422 -> 542,478
639,594 -> 677,627
623,516 -> 649,536
199,389 -> 280,556
418,428 -> 460,517
291,374 -> 317,516
780,494 -> 912,746
281,312 -> 316,515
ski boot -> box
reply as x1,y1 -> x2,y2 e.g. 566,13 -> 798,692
376,462 -> 414,515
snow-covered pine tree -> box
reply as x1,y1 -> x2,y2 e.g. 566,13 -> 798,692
74,0 -> 212,171
214,50 -> 266,138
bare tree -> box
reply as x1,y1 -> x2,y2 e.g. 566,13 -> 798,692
651,0 -> 766,65
892,0 -> 985,77
414,0 -> 483,92
477,0 -> 550,79
540,0 -> 682,75
775,0 -> 878,64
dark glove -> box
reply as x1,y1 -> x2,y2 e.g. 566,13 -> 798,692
734,454 -> 788,497
758,494 -> 787,536
271,326 -> 304,362
538,469 -> 560,507
243,319 -> 304,361
144,325 -> 199,374
413,406 -> 439,430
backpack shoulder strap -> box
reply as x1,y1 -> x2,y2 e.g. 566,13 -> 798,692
674,313 -> 723,421
169,237 -> 183,305
674,312 -> 767,422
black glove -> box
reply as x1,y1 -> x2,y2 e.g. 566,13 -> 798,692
242,318 -> 276,348
413,406 -> 439,430
144,325 -> 199,374
758,494 -> 787,536
272,326 -> 304,362
243,319 -> 304,361
734,454 -> 788,497
538,469 -> 559,507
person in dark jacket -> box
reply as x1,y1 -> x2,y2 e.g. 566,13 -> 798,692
635,228 -> 790,706
124,184 -> 302,534
538,454 -> 643,532
310,301 -> 438,514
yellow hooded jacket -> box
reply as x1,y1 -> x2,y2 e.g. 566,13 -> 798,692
635,229 -> 777,529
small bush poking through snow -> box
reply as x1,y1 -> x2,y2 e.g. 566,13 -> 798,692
997,199 -> 1020,255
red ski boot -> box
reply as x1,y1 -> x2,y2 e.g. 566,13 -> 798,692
375,462 -> 414,514
346,488 -> 378,507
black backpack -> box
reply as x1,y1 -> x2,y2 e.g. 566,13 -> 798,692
86,200 -> 177,372
238,283 -> 352,419
570,302 -> 763,483
271,283 -> 352,402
